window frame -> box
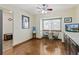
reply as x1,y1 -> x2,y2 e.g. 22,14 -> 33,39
42,18 -> 62,32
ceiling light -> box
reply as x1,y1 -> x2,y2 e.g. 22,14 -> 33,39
37,4 -> 53,14
41,10 -> 47,14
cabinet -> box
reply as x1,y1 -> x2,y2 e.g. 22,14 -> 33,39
4,33 -> 13,41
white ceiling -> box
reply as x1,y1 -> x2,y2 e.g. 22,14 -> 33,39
0,4 -> 77,15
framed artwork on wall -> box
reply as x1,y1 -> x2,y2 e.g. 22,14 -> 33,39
65,24 -> 79,32
64,17 -> 72,23
22,15 -> 29,29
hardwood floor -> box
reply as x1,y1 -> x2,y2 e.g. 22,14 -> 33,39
3,38 -> 65,55
13,38 -> 65,55
3,40 -> 12,51
3,47 -> 13,55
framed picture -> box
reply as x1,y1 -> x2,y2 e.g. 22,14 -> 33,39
22,15 -> 29,29
65,24 -> 79,32
64,17 -> 72,23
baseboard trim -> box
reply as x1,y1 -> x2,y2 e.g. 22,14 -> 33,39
13,38 -> 32,48
32,37 -> 42,39
13,37 -> 41,48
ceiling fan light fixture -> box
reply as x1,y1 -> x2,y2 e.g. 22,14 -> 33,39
37,4 -> 53,14
47,9 -> 53,11
41,10 -> 47,14
41,10 -> 44,14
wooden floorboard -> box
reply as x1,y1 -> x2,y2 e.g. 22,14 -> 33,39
3,38 -> 65,55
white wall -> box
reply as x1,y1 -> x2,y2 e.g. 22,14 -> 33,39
35,6 -> 79,44
1,5 -> 79,45
64,5 -> 79,45
3,10 -> 13,34
35,7 -> 77,42
13,8 -> 34,45
0,5 -> 34,46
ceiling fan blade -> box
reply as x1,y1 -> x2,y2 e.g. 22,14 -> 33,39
47,8 -> 53,11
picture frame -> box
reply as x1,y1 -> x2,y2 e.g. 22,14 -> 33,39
64,17 -> 72,23
22,15 -> 29,29
65,24 -> 79,32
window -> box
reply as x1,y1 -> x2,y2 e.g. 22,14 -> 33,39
43,18 -> 61,31
43,20 -> 51,30
51,19 -> 61,30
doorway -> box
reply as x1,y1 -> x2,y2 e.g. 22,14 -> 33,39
2,9 -> 13,54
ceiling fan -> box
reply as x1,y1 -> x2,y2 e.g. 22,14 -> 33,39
36,4 -> 53,14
